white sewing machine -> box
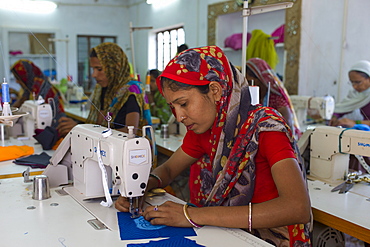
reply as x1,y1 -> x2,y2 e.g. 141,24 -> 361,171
19,99 -> 53,138
44,124 -> 153,217
298,126 -> 370,184
290,95 -> 335,132
66,84 -> 84,103
167,114 -> 187,136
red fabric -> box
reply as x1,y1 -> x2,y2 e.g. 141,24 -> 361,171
182,130 -> 295,204
271,24 -> 285,44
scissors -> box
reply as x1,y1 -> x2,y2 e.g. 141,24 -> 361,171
331,179 -> 354,194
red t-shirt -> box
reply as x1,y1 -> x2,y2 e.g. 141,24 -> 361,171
182,130 -> 296,204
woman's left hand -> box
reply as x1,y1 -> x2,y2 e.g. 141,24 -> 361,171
142,201 -> 193,227
336,118 -> 355,128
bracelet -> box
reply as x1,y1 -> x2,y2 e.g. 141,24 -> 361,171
248,202 -> 252,232
183,204 -> 203,228
355,120 -> 362,124
149,173 -> 162,188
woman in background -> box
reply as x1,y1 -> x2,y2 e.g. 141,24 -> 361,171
246,57 -> 301,138
11,59 -> 65,125
330,60 -> 370,127
57,42 -> 151,136
147,69 -> 171,124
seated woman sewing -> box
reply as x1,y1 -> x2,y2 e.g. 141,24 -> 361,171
115,46 -> 312,246
330,60 -> 370,128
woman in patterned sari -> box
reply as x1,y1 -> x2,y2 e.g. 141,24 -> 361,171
246,57 -> 301,139
115,46 -> 312,246
57,42 -> 151,136
11,59 -> 65,126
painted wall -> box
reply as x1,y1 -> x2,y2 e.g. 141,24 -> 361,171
299,0 -> 370,101
0,0 -> 130,90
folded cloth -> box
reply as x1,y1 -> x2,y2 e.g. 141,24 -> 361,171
0,145 -> 34,162
127,236 -> 205,247
13,152 -> 51,168
33,126 -> 59,150
117,213 -> 196,241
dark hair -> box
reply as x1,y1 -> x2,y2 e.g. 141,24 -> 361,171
246,65 -> 257,79
161,77 -> 210,94
90,48 -> 97,58
149,69 -> 161,79
353,70 -> 370,79
177,44 -> 189,54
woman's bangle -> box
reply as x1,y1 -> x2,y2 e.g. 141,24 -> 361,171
183,204 -> 203,228
355,120 -> 362,124
248,202 -> 252,232
149,173 -> 162,188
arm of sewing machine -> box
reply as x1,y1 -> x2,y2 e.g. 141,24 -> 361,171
290,95 -> 335,131
298,126 -> 370,184
44,124 -> 154,217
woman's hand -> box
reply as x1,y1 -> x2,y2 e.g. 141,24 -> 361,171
115,196 -> 131,212
57,116 -> 78,136
329,116 -> 339,126
142,201 -> 193,227
335,118 -> 356,128
115,195 -> 146,215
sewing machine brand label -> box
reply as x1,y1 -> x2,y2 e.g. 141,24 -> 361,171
39,110 -> 50,118
358,142 -> 370,148
129,149 -> 147,165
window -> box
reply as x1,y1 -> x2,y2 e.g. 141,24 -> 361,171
156,27 -> 185,71
77,35 -> 116,92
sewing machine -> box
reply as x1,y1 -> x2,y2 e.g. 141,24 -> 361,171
66,84 -> 84,103
290,95 -> 335,131
44,124 -> 154,217
167,114 -> 187,136
298,126 -> 370,184
19,100 -> 53,138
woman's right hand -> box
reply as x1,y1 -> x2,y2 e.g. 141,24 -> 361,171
57,116 -> 77,136
115,196 -> 131,212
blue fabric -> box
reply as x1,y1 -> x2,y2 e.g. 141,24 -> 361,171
351,124 -> 370,131
117,212 -> 196,240
126,236 -> 205,247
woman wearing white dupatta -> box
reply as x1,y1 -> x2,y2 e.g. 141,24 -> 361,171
330,60 -> 370,127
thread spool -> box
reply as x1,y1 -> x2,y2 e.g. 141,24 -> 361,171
2,80 -> 10,103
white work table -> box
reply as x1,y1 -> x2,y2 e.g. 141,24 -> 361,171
155,134 -> 370,243
0,137 -> 54,179
154,131 -> 183,156
307,178 -> 370,243
0,177 -> 273,247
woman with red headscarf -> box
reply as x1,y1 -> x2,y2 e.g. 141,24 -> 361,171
115,46 -> 311,246
11,59 -> 65,125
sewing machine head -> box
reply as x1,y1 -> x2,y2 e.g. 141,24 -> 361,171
19,99 -> 53,138
290,95 -> 335,131
44,124 -> 154,218
298,126 -> 370,184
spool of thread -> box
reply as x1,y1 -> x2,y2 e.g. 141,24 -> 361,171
2,81 -> 10,103
249,86 -> 259,105
145,72 -> 151,93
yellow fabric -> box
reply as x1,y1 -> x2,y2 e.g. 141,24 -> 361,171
0,145 -> 34,162
246,29 -> 279,69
